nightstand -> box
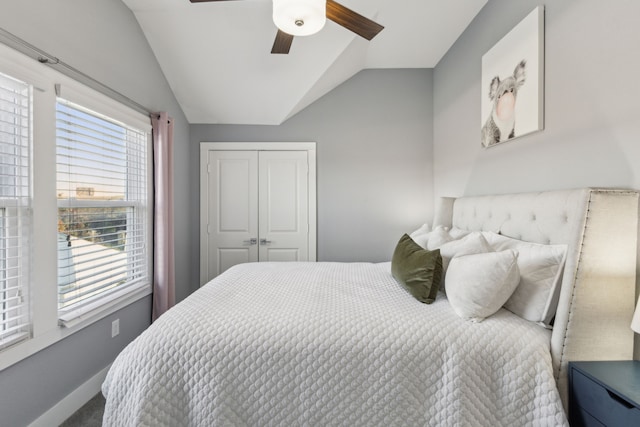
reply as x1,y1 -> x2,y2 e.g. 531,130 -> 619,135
569,361 -> 640,426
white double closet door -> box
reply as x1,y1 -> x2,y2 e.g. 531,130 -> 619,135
200,143 -> 316,284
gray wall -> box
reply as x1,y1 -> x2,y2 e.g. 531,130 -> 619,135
191,68 -> 434,281
434,0 -> 640,196
0,301 -> 150,427
0,1 -> 191,426
433,0 -> 640,358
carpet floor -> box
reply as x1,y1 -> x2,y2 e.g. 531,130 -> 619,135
59,393 -> 105,427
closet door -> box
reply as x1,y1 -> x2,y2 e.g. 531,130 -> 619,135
258,151 -> 309,262
201,143 -> 316,285
202,150 -> 258,282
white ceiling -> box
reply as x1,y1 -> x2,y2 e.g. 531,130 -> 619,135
122,0 -> 487,125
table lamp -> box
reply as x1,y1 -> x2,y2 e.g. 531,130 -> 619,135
632,295 -> 640,333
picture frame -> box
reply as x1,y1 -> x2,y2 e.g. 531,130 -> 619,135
480,6 -> 544,148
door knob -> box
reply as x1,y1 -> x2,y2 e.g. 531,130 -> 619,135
243,238 -> 257,245
260,238 -> 272,245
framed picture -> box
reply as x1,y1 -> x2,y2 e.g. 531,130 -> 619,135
480,6 -> 544,148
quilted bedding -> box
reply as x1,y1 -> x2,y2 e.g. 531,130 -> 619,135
102,262 -> 568,426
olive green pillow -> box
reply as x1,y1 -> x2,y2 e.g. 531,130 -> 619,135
391,234 -> 443,304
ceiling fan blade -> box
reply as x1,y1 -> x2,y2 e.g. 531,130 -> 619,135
326,0 -> 384,41
271,30 -> 294,54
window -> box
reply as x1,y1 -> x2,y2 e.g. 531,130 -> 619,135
0,70 -> 31,350
0,42 -> 151,369
56,99 -> 149,325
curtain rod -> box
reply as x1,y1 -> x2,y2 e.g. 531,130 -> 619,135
0,26 -> 152,117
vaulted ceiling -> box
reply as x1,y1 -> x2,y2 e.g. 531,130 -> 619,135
122,0 -> 487,124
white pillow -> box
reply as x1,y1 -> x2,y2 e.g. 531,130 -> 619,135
449,227 -> 471,240
445,250 -> 520,322
409,223 -> 432,249
437,232 -> 492,271
412,233 -> 431,250
426,226 -> 455,250
409,223 -> 431,239
482,232 -> 567,326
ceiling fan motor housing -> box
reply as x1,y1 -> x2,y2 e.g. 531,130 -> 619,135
273,0 -> 327,36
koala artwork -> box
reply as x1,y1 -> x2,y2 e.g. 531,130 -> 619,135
481,60 -> 526,147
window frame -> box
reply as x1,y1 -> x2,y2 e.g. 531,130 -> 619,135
55,98 -> 150,326
0,69 -> 32,351
0,42 -> 153,371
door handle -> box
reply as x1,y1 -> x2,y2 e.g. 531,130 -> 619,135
260,238 -> 272,245
243,238 -> 257,245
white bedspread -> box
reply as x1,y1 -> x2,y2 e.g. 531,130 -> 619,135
102,262 -> 568,426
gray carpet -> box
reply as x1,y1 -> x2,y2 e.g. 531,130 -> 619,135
59,393 -> 105,427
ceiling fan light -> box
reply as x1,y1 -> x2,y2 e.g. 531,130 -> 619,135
273,0 -> 327,37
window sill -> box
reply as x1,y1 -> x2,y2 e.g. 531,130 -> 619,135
58,281 -> 151,328
0,332 -> 29,353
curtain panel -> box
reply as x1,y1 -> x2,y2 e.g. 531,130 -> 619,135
151,112 -> 175,321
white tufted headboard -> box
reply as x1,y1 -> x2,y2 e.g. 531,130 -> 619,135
433,188 -> 638,410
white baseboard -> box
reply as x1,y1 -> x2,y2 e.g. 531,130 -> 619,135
29,364 -> 111,427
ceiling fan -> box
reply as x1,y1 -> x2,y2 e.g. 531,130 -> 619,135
189,0 -> 384,54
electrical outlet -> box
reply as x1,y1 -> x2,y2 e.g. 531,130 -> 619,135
111,319 -> 120,338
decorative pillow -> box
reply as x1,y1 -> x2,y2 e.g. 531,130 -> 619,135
409,223 -> 431,239
482,232 -> 567,326
426,226 -> 456,250
412,233 -> 431,250
445,250 -> 520,322
449,227 -> 471,240
437,232 -> 493,271
408,223 -> 432,249
391,234 -> 443,304
436,232 -> 493,291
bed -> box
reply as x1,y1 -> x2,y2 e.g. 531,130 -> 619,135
102,188 -> 638,426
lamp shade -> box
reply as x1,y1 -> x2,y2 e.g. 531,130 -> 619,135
273,0 -> 327,37
632,295 -> 640,333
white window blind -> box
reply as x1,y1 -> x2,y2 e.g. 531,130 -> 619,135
56,99 -> 148,319
0,71 -> 31,350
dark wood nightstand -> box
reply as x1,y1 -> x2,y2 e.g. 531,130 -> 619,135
569,361 -> 640,426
